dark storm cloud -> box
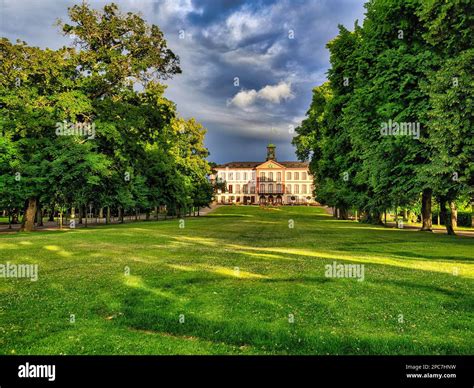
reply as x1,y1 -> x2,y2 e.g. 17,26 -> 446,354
0,0 -> 366,163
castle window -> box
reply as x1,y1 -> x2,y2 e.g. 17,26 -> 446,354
286,172 -> 291,180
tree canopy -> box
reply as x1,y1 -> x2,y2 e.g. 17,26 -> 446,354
0,2 -> 213,231
293,0 -> 473,234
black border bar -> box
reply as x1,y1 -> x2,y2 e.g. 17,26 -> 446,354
0,355 -> 472,387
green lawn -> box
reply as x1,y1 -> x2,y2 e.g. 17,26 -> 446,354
0,206 -> 472,355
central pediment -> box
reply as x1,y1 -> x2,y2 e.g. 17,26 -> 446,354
255,160 -> 285,169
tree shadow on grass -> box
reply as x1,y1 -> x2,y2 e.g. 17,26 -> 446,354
207,214 -> 254,218
336,245 -> 473,263
374,278 -> 469,299
116,280 -> 469,355
387,251 -> 474,263
258,277 -> 332,284
171,234 -> 472,278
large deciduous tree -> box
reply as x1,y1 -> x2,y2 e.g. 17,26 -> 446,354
294,0 -> 472,234
0,2 -> 212,231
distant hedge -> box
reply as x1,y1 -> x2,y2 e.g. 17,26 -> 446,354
432,211 -> 472,227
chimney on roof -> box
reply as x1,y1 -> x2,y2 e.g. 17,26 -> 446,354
266,143 -> 276,161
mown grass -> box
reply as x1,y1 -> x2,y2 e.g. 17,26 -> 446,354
0,206 -> 472,355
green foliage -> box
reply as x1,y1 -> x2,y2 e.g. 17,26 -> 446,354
0,2 -> 213,227
294,0 -> 473,230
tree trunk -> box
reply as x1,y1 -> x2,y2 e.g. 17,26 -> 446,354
155,206 -> 158,220
78,206 -> 83,224
339,207 -> 348,220
99,207 -> 103,223
36,204 -> 43,227
70,207 -> 75,227
440,197 -> 455,235
20,198 -> 37,232
106,206 -> 111,224
48,208 -> 55,222
449,202 -> 457,229
376,211 -> 383,225
146,211 -> 150,221
11,209 -> 19,224
420,188 -> 432,231
367,210 -> 383,225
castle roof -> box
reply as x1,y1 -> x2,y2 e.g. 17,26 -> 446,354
215,161 -> 309,169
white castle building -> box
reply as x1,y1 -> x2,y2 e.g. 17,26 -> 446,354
212,144 -> 315,205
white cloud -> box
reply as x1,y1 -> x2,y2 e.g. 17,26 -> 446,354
258,81 -> 294,103
228,89 -> 258,108
202,4 -> 274,49
150,0 -> 198,19
229,81 -> 294,108
225,9 -> 266,43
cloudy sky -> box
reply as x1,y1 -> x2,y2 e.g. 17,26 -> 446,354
0,0 -> 366,163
